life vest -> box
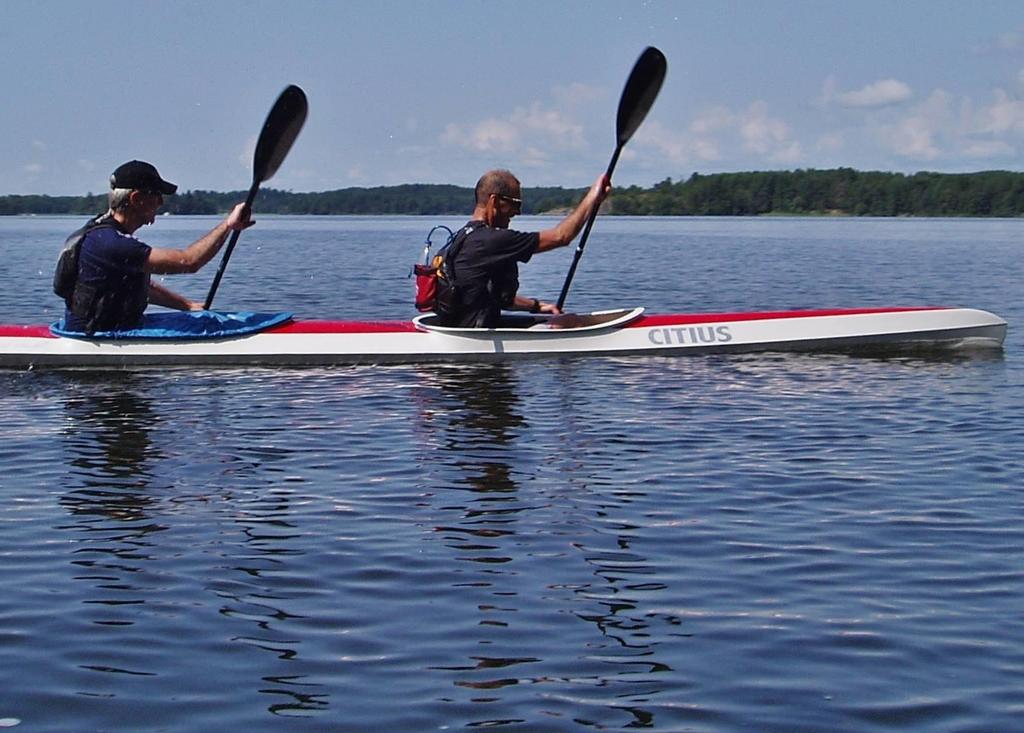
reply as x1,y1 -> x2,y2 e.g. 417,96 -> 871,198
53,214 -> 149,334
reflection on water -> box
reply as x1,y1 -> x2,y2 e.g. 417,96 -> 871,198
59,373 -> 162,520
416,363 -> 525,569
410,363 -> 676,727
431,362 -> 525,494
48,372 -> 328,718
214,488 -> 328,718
46,374 -> 168,689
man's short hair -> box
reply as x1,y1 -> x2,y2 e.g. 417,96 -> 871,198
475,170 -> 520,205
108,188 -> 133,212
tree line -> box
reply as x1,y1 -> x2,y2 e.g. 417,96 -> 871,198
3,169 -> 1023,217
610,169 -> 1024,217
0,185 -> 587,217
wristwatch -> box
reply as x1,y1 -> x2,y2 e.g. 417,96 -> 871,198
530,298 -> 541,313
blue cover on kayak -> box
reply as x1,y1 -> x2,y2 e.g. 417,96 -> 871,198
51,311 -> 293,341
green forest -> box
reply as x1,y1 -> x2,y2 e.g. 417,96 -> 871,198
3,168 -> 1023,217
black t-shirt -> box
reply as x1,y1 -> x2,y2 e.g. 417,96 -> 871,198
447,220 -> 540,327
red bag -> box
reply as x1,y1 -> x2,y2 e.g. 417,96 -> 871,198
414,261 -> 439,312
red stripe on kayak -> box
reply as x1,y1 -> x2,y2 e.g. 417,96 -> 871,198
0,325 -> 56,338
630,307 -> 946,328
268,320 -> 421,334
0,308 -> 949,339
0,321 -> 418,337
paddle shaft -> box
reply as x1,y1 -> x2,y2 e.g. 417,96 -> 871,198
202,85 -> 307,311
555,47 -> 665,312
555,147 -> 621,311
203,182 -> 258,310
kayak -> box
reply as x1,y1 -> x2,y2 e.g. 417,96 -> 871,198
0,305 -> 1006,369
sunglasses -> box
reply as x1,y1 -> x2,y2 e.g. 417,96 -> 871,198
494,193 -> 522,212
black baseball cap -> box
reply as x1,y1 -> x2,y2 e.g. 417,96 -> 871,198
109,160 -> 178,195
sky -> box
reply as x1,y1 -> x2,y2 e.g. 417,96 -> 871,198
3,0 -> 1024,196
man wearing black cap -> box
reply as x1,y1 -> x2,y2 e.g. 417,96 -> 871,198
57,160 -> 253,333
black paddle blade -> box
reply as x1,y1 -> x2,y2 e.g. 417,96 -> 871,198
253,85 -> 308,184
556,48 -> 667,311
616,47 -> 667,146
204,85 -> 307,310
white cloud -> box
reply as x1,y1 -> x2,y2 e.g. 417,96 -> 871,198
441,101 -> 584,156
520,145 -> 551,169
963,139 -> 1015,158
629,102 -> 802,168
878,90 -> 953,161
691,138 -> 722,163
837,84 -> 1024,166
23,163 -> 43,174
437,73 -> 1024,178
891,117 -> 940,160
637,119 -> 709,165
739,101 -> 803,162
835,79 -> 913,108
771,142 -> 804,164
689,105 -> 733,135
818,76 -> 839,107
740,102 -> 785,152
442,117 -> 520,153
517,103 -> 586,149
975,88 -> 1024,134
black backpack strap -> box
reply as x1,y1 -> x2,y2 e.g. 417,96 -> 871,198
439,223 -> 474,286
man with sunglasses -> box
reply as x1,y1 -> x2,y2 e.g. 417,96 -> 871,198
57,160 -> 253,334
440,169 -> 611,328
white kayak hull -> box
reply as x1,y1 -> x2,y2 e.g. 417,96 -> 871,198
0,306 -> 1007,369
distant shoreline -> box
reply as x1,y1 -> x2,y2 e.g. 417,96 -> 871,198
3,168 -> 1023,217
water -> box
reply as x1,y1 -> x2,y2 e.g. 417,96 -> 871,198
1,215 -> 1022,732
